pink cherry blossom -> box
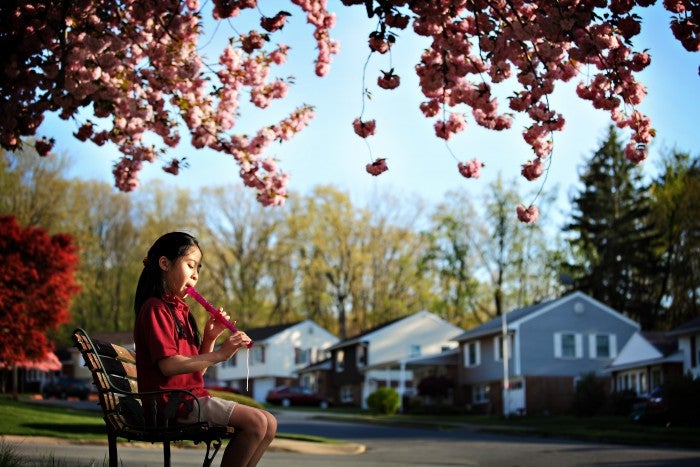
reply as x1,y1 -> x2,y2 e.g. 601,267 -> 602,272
163,159 -> 181,175
377,69 -> 401,90
458,159 -> 484,179
435,113 -> 467,140
353,118 -> 376,138
516,204 -> 539,224
261,12 -> 290,32
368,32 -> 392,54
521,158 -> 545,181
34,138 -> 54,157
366,158 -> 388,176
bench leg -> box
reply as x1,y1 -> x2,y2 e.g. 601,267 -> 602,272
163,440 -> 171,467
107,432 -> 118,467
202,439 -> 223,467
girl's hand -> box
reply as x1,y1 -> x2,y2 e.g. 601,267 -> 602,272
203,308 -> 233,338
219,331 -> 253,360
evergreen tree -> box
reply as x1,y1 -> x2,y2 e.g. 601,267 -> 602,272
563,126 -> 663,329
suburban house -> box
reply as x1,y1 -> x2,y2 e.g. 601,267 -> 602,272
606,331 -> 683,397
322,311 -> 464,408
453,291 -> 639,416
212,320 -> 338,402
667,317 -> 700,379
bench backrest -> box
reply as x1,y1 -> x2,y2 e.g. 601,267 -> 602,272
73,328 -> 155,436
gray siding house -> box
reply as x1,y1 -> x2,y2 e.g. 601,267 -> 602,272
454,291 -> 639,416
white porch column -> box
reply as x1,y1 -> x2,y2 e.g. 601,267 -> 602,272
398,360 -> 407,412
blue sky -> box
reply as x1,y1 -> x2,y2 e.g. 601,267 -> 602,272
48,2 -> 698,226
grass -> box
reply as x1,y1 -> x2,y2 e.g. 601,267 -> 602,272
0,439 -> 107,467
0,397 -> 106,440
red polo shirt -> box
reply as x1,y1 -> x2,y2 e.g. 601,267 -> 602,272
134,294 -> 210,419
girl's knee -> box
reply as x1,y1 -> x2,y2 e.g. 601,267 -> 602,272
248,409 -> 276,441
264,411 -> 277,439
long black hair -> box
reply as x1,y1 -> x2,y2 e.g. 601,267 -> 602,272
134,231 -> 201,345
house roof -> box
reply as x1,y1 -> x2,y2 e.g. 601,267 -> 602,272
604,352 -> 684,373
452,291 -> 638,342
246,321 -> 303,341
453,298 -> 555,341
606,331 -> 681,373
667,316 -> 700,336
296,357 -> 332,374
327,314 -> 411,350
641,331 -> 678,356
405,349 -> 460,369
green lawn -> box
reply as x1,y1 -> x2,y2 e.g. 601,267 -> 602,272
0,397 -> 105,440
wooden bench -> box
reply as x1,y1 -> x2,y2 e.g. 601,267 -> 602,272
72,327 -> 235,467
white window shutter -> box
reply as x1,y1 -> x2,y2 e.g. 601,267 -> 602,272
575,333 -> 584,358
610,334 -> 618,358
588,334 -> 596,358
554,333 -> 562,358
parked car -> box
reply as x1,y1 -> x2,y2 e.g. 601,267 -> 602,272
204,379 -> 241,394
42,377 -> 93,400
631,387 -> 668,425
265,385 -> 330,408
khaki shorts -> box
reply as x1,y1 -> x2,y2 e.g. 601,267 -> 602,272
178,396 -> 236,426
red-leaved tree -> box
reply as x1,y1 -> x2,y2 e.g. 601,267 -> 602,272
0,0 -> 697,219
0,216 -> 81,384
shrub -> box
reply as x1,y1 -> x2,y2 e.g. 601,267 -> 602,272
572,372 -> 607,416
664,374 -> 700,426
610,389 -> 640,415
417,375 -> 452,399
366,387 -> 400,415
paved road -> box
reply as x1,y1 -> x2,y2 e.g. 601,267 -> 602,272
5,408 -> 700,467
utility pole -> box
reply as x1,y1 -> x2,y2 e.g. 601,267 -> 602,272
501,309 -> 509,417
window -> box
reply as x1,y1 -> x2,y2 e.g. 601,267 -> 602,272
294,347 -> 310,365
464,341 -> 481,367
494,335 -> 512,361
589,333 -> 617,359
409,344 -> 421,358
472,384 -> 489,403
251,345 -> 265,364
356,345 -> 367,367
554,332 -> 582,359
562,334 -> 576,357
618,370 -> 648,395
335,350 -> 345,373
223,354 -> 237,368
340,385 -> 354,403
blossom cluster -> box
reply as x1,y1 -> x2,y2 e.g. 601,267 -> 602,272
342,0 -> 690,221
1,0 -> 338,203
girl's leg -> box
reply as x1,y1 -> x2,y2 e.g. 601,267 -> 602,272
219,405 -> 276,467
246,410 -> 277,466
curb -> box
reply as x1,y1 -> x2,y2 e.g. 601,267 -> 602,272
0,435 -> 365,456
